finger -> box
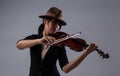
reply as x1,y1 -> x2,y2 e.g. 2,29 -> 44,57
90,43 -> 98,51
85,43 -> 97,53
48,36 -> 55,43
94,45 -> 98,50
46,36 -> 55,43
44,36 -> 51,43
90,43 -> 95,47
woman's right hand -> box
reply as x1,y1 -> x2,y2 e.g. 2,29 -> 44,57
40,35 -> 56,45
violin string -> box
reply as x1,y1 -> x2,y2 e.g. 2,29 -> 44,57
49,32 -> 81,46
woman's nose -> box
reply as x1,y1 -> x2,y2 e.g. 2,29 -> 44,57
55,24 -> 60,30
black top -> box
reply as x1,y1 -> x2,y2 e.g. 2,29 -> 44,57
22,34 -> 69,76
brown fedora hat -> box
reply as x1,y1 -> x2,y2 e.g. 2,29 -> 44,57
39,7 -> 67,25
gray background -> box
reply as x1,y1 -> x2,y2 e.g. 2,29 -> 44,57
0,0 -> 120,76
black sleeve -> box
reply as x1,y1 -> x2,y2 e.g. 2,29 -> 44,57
23,34 -> 39,40
16,34 -> 40,43
58,46 -> 69,69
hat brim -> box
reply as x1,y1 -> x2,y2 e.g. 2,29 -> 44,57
39,15 -> 67,26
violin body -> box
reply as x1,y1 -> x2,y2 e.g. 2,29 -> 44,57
53,31 -> 110,59
63,38 -> 87,51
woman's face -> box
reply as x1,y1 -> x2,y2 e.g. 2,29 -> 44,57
44,19 -> 60,35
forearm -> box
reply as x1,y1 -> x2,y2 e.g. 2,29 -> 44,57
16,39 -> 41,50
62,51 -> 89,73
62,43 -> 97,73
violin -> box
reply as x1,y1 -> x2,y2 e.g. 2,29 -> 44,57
51,31 -> 110,59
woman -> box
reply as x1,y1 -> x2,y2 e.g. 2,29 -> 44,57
16,7 -> 97,76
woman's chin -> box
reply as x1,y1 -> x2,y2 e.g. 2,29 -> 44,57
48,31 -> 55,35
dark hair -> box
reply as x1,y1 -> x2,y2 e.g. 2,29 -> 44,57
38,22 -> 62,35
38,23 -> 44,34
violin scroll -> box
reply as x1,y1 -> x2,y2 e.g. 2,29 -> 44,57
96,49 -> 110,59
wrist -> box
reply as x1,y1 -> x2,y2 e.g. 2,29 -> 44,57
83,51 -> 88,56
36,39 -> 42,44
83,49 -> 92,56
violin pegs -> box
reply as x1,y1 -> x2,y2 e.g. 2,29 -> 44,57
79,32 -> 82,34
102,53 -> 110,59
105,53 -> 110,58
97,49 -> 110,59
102,56 -> 104,59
